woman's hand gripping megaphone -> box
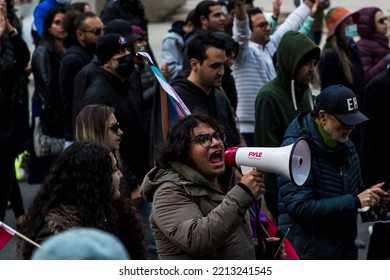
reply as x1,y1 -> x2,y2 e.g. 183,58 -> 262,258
239,169 -> 265,200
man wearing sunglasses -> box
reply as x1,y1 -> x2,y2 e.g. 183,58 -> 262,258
72,19 -> 143,134
59,12 -> 104,147
81,33 -> 150,208
232,0 -> 314,147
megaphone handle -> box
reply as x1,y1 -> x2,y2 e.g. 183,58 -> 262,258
241,165 -> 255,174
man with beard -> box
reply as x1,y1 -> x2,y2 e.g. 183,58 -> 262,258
59,11 -> 104,146
149,33 -> 239,164
181,1 -> 226,74
81,33 -> 150,209
277,85 -> 390,259
171,33 -> 240,148
232,0 -> 313,147
254,30 -> 320,223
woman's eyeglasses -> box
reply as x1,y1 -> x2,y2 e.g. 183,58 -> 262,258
377,17 -> 388,25
191,131 -> 226,148
108,122 -> 120,133
80,26 -> 104,36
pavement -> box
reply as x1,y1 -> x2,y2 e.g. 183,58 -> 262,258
1,0 -> 385,260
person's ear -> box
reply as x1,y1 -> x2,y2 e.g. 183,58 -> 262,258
318,110 -> 327,125
189,58 -> 200,71
76,29 -> 85,41
200,15 -> 208,27
102,60 -> 112,71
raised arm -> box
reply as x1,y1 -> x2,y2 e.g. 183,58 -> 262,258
234,0 -> 247,21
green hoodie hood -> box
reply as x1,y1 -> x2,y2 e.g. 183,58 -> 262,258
276,31 -> 320,84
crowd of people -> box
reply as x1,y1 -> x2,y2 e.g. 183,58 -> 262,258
1,0 -> 390,260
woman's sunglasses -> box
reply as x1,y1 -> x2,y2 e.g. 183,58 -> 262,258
108,122 -> 120,133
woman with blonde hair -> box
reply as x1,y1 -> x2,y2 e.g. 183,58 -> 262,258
75,104 -> 123,153
319,7 -> 365,98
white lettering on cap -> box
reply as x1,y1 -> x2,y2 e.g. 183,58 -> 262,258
347,97 -> 358,111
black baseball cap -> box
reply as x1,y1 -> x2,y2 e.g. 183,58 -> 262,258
104,19 -> 143,43
96,33 -> 130,65
315,85 -> 368,126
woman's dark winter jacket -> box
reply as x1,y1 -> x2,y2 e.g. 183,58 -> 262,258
319,39 -> 366,98
357,7 -> 390,82
277,111 -> 365,259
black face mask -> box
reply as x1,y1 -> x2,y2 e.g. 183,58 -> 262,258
114,54 -> 135,77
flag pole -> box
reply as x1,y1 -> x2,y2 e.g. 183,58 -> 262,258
136,49 -> 191,117
14,231 -> 41,248
0,221 -> 40,248
136,44 -> 170,142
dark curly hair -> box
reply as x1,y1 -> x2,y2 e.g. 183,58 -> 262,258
18,142 -> 144,259
157,113 -> 225,169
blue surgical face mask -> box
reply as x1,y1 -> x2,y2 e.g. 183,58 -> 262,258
56,0 -> 72,4
344,24 -> 357,40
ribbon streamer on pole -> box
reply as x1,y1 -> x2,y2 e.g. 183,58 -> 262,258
136,51 -> 191,142
136,51 -> 191,115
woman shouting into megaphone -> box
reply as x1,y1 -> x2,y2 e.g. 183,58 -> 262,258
140,113 -> 284,260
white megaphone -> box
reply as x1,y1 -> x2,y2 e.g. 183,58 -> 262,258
224,138 -> 311,186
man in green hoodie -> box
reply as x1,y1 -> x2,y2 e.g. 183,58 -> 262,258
254,31 -> 320,222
